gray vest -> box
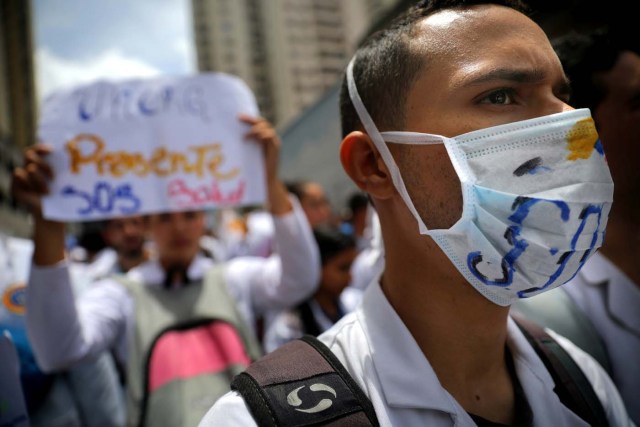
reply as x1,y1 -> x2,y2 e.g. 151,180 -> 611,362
119,265 -> 263,427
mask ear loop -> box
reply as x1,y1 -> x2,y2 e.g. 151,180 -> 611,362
346,58 -> 439,234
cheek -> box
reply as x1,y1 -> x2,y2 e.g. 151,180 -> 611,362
150,229 -> 170,250
399,146 -> 463,229
187,217 -> 206,236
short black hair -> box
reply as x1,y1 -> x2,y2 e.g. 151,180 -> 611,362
313,226 -> 357,265
78,225 -> 107,255
553,27 -> 640,112
340,0 -> 529,137
284,180 -> 311,201
347,191 -> 369,214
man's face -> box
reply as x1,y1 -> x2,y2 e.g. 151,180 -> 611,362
393,5 -> 573,230
301,183 -> 333,227
147,211 -> 205,266
103,216 -> 146,258
593,51 -> 640,207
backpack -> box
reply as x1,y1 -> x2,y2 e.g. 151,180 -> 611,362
118,265 -> 263,427
231,318 -> 608,427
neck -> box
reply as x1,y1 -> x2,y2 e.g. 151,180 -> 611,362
159,255 -> 194,272
118,250 -> 147,273
381,226 -> 514,423
313,290 -> 341,322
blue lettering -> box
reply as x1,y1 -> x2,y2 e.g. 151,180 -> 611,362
60,182 -> 141,217
114,184 -> 141,214
76,84 -> 209,122
61,185 -> 93,215
468,196 -> 570,287
517,204 -> 605,297
93,181 -> 114,213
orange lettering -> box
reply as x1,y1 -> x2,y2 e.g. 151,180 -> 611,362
150,148 -> 170,176
65,136 -> 239,180
65,134 -> 105,175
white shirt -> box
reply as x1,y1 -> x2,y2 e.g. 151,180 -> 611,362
26,197 -> 320,372
200,280 -> 632,427
262,287 -> 363,353
563,252 -> 640,424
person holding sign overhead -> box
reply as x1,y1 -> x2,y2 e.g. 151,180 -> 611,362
11,73 -> 320,427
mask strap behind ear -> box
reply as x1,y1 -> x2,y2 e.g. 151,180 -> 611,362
346,58 -> 430,234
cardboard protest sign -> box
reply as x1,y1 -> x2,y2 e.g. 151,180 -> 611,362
40,73 -> 266,221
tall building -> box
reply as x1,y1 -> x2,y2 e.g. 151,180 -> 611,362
0,0 -> 37,237
192,0 -> 400,128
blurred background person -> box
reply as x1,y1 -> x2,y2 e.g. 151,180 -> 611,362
11,115 -> 319,426
285,180 -> 334,227
513,27 -> 640,424
263,225 -> 359,353
0,232 -> 125,427
340,191 -> 371,250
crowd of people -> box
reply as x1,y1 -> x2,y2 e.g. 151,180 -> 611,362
1,0 -> 638,426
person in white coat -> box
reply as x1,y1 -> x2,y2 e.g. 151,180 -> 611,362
200,1 -> 632,425
512,28 -> 640,424
262,225 -> 360,353
11,115 -> 320,425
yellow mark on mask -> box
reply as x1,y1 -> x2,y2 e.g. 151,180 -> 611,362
566,117 -> 599,161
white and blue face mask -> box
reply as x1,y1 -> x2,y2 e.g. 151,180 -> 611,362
346,59 -> 614,306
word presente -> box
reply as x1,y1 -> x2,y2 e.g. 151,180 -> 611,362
65,134 -> 240,180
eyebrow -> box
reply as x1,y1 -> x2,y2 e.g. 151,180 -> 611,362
457,67 -> 569,88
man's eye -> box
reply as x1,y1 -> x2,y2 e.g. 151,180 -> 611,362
481,89 -> 514,105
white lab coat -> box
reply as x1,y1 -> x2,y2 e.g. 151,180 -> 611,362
563,252 -> 640,424
200,279 -> 632,427
26,197 -> 319,372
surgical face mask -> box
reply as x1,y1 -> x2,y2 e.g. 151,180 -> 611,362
346,59 -> 614,306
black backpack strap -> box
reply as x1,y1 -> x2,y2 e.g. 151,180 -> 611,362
512,314 -> 609,427
511,287 -> 612,374
231,335 -> 379,426
297,302 -> 322,337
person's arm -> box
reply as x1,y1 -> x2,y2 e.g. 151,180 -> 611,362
238,114 -> 291,216
13,144 -> 129,371
226,116 -> 320,313
11,144 -> 66,266
26,268 -> 131,371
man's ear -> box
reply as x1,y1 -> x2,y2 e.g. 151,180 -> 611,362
340,131 -> 395,199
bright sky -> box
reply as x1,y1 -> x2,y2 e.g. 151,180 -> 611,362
32,0 -> 196,105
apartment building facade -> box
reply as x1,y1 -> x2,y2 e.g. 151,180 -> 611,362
0,0 -> 37,237
192,0 -> 399,128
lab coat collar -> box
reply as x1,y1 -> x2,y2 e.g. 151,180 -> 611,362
358,281 -> 558,414
86,248 -> 119,278
126,254 -> 215,287
582,252 -> 640,335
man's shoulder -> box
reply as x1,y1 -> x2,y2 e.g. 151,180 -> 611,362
315,310 -> 372,382
201,312 -> 369,427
